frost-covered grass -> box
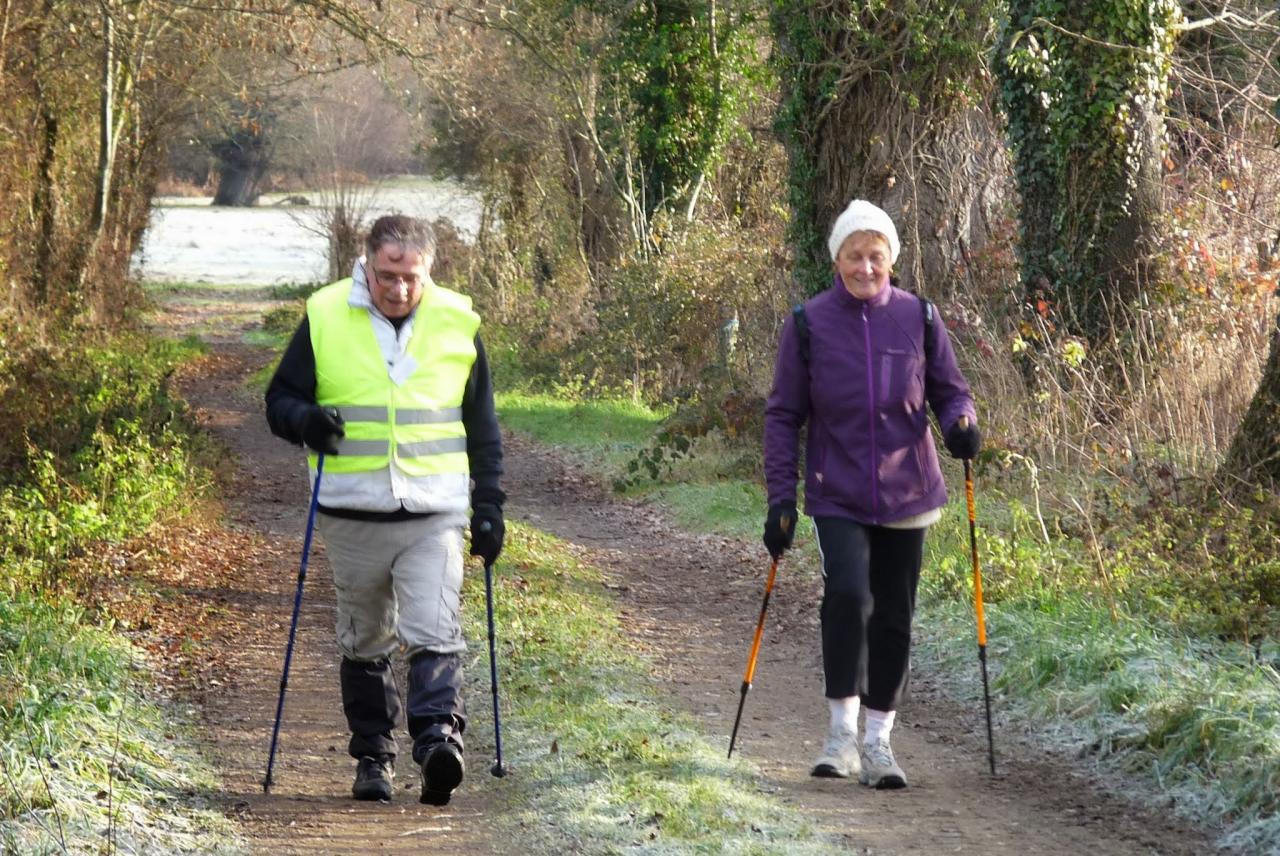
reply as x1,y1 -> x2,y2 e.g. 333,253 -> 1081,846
0,322 -> 241,854
0,596 -> 243,855
920,503 -> 1280,852
460,523 -> 836,854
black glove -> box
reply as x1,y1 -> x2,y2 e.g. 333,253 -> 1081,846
302,405 -> 344,455
762,500 -> 797,560
470,503 -> 505,565
944,420 -> 981,460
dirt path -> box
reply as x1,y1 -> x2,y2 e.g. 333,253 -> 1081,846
154,287 -> 1216,854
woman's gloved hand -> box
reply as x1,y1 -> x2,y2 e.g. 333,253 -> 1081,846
762,500 -> 797,560
944,420 -> 982,460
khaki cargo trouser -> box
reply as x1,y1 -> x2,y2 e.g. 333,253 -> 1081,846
317,512 -> 469,661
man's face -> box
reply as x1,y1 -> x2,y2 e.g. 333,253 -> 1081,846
366,243 -> 430,320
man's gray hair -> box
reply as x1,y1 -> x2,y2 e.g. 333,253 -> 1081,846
365,214 -> 437,259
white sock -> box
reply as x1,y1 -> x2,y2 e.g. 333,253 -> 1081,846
828,697 -> 860,735
863,708 -> 896,746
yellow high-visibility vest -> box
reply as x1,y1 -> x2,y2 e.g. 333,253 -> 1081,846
306,278 -> 479,479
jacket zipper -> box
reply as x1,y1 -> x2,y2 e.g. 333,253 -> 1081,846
863,304 -> 878,521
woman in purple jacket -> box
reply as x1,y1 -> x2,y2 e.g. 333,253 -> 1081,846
762,199 -> 980,789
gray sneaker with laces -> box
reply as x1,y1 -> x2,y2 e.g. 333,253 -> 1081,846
859,738 -> 907,789
811,726 -> 860,778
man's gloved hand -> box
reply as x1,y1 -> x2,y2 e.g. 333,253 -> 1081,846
302,405 -> 344,455
470,503 -> 505,565
762,500 -> 797,560
944,419 -> 981,460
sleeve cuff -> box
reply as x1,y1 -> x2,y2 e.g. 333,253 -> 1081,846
471,485 -> 506,509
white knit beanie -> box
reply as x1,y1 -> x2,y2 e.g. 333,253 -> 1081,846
827,199 -> 900,264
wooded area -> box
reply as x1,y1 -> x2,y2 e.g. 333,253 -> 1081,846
4,0 -> 1280,850
2,0 -> 1279,611
4,0 -> 1279,488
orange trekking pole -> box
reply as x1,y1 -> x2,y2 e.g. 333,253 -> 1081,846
727,556 -> 780,759
961,416 -> 996,775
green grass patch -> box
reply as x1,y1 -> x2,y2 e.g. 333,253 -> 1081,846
460,523 -> 833,854
497,392 -> 796,543
497,391 -> 667,472
0,595 -> 243,854
141,280 -> 220,293
647,481 -> 816,547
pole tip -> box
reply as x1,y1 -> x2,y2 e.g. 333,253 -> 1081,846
490,762 -> 507,778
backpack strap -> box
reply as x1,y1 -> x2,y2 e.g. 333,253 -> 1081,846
792,303 -> 810,363
920,296 -> 935,363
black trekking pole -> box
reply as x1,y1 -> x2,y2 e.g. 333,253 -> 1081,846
728,554 -> 781,759
960,417 -> 996,775
480,521 -> 507,778
263,452 -> 324,793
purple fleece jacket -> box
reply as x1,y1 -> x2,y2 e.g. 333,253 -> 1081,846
764,278 -> 977,525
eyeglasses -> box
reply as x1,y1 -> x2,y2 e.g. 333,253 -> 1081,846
370,268 -> 423,290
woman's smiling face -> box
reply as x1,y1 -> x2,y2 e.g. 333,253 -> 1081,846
834,231 -> 892,300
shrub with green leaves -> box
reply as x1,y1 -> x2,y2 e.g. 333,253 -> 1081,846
0,320 -> 211,594
0,319 -> 204,481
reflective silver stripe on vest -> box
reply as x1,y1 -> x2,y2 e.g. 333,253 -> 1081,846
335,406 -> 389,422
397,437 -> 469,458
396,407 -> 464,425
336,438 -> 389,456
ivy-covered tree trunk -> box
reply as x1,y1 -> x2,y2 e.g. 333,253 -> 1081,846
771,0 -> 1008,297
598,0 -> 749,226
1221,315 -> 1280,493
997,0 -> 1180,346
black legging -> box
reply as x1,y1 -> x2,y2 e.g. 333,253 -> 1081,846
813,517 -> 925,711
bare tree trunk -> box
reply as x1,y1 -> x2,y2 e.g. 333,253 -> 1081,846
212,146 -> 269,206
90,0 -> 115,235
799,94 -> 1009,297
1221,312 -> 1280,493
566,125 -> 616,274
1096,101 -> 1165,321
29,0 -> 58,306
31,104 -> 58,306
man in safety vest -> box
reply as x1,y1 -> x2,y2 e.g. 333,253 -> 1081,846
265,214 -> 504,806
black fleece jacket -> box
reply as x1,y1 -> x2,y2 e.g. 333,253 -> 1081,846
264,316 -> 504,519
